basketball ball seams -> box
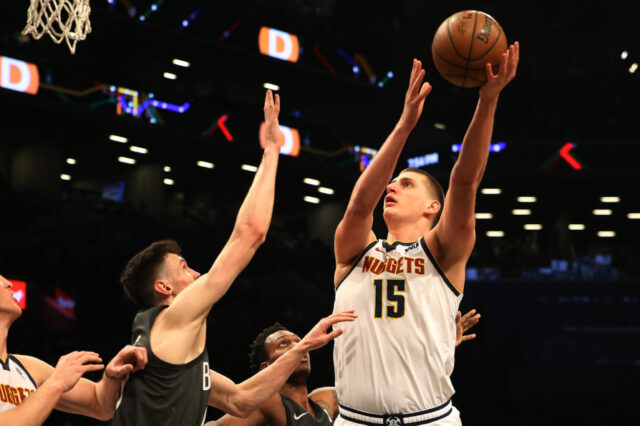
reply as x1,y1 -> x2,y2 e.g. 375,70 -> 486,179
446,14 -> 468,61
462,11 -> 479,88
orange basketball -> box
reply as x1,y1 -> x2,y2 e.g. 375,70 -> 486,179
431,10 -> 508,88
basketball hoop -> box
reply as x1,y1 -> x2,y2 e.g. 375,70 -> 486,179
22,0 -> 92,54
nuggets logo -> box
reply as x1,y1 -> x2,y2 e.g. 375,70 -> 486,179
258,27 -> 300,63
362,256 -> 425,275
0,384 -> 33,406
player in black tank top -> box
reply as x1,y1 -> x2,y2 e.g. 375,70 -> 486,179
212,323 -> 340,426
112,306 -> 209,426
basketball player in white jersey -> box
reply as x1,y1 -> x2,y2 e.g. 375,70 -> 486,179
333,43 -> 519,426
0,274 -> 148,424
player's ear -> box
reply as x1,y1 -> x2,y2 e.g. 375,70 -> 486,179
154,280 -> 172,297
423,200 -> 441,217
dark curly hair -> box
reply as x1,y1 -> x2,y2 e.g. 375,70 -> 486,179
248,322 -> 289,371
120,240 -> 181,308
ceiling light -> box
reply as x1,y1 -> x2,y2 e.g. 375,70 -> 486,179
118,156 -> 136,165
304,196 -> 320,204
630,63 -> 638,73
517,196 -> 537,203
66,158 -> 76,165
486,231 -> 504,237
627,213 -> 640,219
163,72 -> 177,80
172,58 -> 190,67
318,187 -> 334,195
512,209 -> 531,215
304,178 -> 320,186
109,134 -> 128,143
597,231 -> 615,238
263,83 -> 280,91
60,174 -> 71,181
130,146 -> 148,154
524,224 -> 543,230
475,213 -> 493,219
600,196 -> 620,203
164,166 -> 171,172
621,51 -> 628,60
241,164 -> 258,172
568,224 -> 585,230
197,161 -> 214,169
163,178 -> 174,185
434,123 -> 446,130
481,188 -> 501,195
593,209 -> 612,215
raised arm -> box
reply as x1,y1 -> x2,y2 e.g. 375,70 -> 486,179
163,91 -> 283,327
335,60 -> 432,281
208,311 -> 356,417
433,42 -> 519,291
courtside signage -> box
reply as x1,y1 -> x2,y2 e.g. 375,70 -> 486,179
0,55 -> 39,95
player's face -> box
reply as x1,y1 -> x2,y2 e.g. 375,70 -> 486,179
0,274 -> 22,320
383,171 -> 431,223
162,254 -> 201,296
264,330 -> 311,375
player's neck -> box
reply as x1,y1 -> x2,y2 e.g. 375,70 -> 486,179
0,321 -> 9,361
281,382 -> 311,411
386,223 -> 428,244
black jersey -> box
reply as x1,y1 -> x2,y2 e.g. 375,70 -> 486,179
281,393 -> 333,426
112,306 -> 210,426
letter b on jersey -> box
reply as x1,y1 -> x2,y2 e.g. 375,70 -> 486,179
202,362 -> 211,391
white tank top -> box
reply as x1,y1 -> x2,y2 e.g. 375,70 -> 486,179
333,238 -> 463,414
0,355 -> 37,413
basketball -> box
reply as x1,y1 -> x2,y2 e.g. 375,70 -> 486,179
431,10 -> 508,88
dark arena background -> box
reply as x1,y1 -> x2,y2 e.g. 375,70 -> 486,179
1,1 -> 639,424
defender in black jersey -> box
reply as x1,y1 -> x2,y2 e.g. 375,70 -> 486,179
0,274 -> 147,425
212,311 -> 480,426
113,91 -> 356,426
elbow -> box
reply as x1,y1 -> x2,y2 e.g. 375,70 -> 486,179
227,401 -> 252,418
235,223 -> 268,247
95,407 -> 115,422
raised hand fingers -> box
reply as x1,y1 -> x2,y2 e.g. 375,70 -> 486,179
461,309 -> 477,321
461,334 -> 477,342
275,93 -> 280,114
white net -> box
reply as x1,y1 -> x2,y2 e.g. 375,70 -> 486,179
22,0 -> 92,54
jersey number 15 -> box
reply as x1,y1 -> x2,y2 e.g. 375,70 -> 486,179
373,279 -> 405,318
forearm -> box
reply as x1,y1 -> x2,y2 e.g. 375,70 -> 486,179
91,374 -> 126,420
232,346 -> 306,416
348,122 -> 413,214
233,145 -> 279,240
451,96 -> 499,185
0,380 -> 64,426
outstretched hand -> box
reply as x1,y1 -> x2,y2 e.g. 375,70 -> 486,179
479,41 -> 519,100
48,351 -> 105,392
105,345 -> 148,380
263,90 -> 284,149
455,309 -> 481,347
299,310 -> 357,351
399,59 -> 432,130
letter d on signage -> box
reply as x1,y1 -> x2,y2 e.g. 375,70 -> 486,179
258,27 -> 300,63
0,56 -> 39,95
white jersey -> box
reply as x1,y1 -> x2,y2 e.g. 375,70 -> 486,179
333,238 -> 463,414
0,355 -> 37,413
